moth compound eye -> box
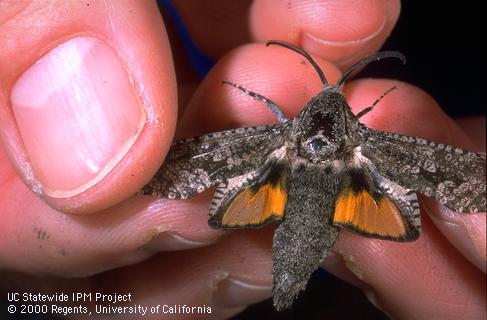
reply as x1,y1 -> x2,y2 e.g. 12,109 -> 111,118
308,137 -> 328,152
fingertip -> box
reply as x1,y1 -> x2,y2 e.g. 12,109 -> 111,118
91,228 -> 273,313
250,0 -> 401,69
421,197 -> 486,273
0,1 -> 177,213
334,217 -> 486,319
344,79 -> 478,149
455,116 -> 486,152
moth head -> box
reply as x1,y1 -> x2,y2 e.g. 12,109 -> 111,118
295,95 -> 346,162
265,41 -> 406,162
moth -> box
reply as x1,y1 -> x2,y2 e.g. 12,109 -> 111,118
142,41 -> 486,310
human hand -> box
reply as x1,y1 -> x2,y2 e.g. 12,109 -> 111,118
1,1 -> 484,319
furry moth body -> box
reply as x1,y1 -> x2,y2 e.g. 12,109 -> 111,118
142,41 -> 486,310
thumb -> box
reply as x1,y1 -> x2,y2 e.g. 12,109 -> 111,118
0,1 -> 176,213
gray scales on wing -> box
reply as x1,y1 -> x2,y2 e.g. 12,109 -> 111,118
142,124 -> 286,199
359,126 -> 486,213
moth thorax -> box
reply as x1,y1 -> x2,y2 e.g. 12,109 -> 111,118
297,134 -> 339,163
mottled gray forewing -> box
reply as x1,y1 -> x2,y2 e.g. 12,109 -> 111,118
361,127 -> 486,212
141,125 -> 286,199
272,161 -> 340,310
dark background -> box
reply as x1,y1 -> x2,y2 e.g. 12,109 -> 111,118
359,2 -> 484,118
2,2 -> 484,320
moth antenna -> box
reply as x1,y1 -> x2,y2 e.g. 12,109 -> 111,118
222,81 -> 288,123
267,40 -> 328,86
356,85 -> 397,119
336,51 -> 406,87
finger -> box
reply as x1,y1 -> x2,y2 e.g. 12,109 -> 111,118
0,162 -> 223,276
1,228 -> 274,319
170,0 -> 400,69
343,79 -> 486,272
96,229 -> 273,316
0,1 -> 176,213
343,79 -> 478,149
422,197 -> 486,273
455,116 -> 486,152
332,216 -> 485,319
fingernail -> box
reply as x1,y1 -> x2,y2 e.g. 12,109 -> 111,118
10,37 -> 145,198
299,0 -> 387,65
142,227 -> 215,252
338,251 -> 366,280
421,197 -> 486,272
211,271 -> 272,308
363,290 -> 391,317
333,251 -> 389,315
322,251 -> 373,291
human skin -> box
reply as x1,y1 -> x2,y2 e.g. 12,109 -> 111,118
0,1 -> 485,319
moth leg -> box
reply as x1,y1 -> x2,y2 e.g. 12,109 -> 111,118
272,162 -> 340,310
356,85 -> 397,119
222,81 -> 288,123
